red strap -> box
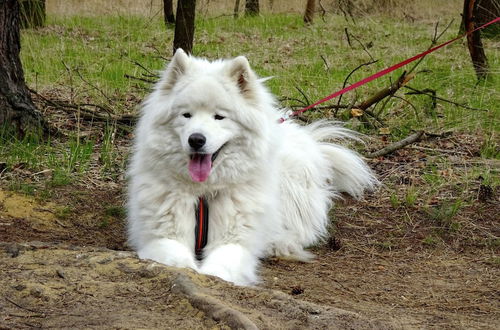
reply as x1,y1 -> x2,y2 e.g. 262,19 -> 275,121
279,17 -> 499,122
195,197 -> 209,259
197,197 -> 204,250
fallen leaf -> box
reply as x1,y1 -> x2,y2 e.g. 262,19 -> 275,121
351,108 -> 364,117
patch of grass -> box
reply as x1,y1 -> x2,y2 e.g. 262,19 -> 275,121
403,186 -> 418,207
55,206 -> 73,220
427,199 -> 463,233
19,13 -> 499,138
104,205 -> 126,219
480,135 -> 499,159
99,218 -> 111,229
389,192 -> 400,208
99,124 -> 120,177
8,181 -> 37,196
49,169 -> 73,187
422,235 -> 440,246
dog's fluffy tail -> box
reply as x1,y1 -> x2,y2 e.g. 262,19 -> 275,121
271,120 -> 378,261
305,120 -> 379,198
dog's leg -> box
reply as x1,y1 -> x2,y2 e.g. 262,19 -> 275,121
199,243 -> 259,286
137,238 -> 198,270
128,179 -> 199,270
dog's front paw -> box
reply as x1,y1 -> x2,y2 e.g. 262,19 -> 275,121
137,238 -> 198,270
199,244 -> 258,286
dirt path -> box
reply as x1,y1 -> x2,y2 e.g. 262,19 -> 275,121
0,158 -> 498,329
0,242 -> 390,329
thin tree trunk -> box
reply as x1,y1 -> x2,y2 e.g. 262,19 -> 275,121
19,0 -> 45,29
304,0 -> 315,24
233,0 -> 240,18
460,0 -> 500,36
245,0 -> 259,16
173,0 -> 196,54
163,0 -> 175,27
463,0 -> 489,80
0,0 -> 47,137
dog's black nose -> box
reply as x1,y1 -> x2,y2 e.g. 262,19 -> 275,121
188,133 -> 206,151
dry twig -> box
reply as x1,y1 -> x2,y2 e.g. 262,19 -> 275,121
366,131 -> 424,158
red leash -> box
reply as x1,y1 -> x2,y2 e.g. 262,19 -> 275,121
279,17 -> 499,123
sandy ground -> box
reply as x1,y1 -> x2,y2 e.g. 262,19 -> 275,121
0,180 -> 498,329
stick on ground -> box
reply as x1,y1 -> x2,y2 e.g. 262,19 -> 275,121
366,131 -> 424,158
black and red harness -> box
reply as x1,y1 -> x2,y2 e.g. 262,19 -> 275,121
194,197 -> 209,260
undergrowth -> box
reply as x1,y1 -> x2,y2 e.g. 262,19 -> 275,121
0,7 -> 497,248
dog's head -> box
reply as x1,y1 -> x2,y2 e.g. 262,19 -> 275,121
141,49 -> 275,184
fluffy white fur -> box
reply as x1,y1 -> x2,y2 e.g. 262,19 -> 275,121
127,49 -> 377,286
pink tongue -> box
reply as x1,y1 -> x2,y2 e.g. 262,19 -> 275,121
188,154 -> 212,182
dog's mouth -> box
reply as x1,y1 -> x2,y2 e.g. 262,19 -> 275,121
188,145 -> 225,183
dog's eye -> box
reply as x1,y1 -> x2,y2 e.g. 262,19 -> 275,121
214,114 -> 225,120
182,113 -> 192,118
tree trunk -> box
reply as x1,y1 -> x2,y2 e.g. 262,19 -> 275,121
163,0 -> 175,27
245,0 -> 259,16
173,0 -> 196,55
303,0 -> 315,24
463,0 -> 489,80
233,0 -> 240,18
460,0 -> 500,36
19,0 -> 45,29
0,0 -> 47,138
476,0 -> 500,37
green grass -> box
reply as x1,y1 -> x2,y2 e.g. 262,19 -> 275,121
0,126 -> 95,187
2,11 -> 497,191
19,13 -> 499,135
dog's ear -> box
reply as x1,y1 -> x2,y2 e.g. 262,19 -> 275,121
159,48 -> 189,92
227,56 -> 255,98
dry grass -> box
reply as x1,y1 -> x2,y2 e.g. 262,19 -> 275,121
47,0 -> 463,20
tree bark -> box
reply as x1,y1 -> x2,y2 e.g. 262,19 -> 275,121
245,0 -> 259,16
163,0 -> 175,27
233,0 -> 240,18
463,0 -> 489,80
19,0 -> 45,29
173,0 -> 196,54
460,0 -> 499,37
0,0 -> 47,138
475,0 -> 500,37
303,0 -> 315,24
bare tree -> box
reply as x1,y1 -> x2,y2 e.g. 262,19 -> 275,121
463,0 -> 489,80
245,0 -> 259,16
304,0 -> 315,24
0,0 -> 47,137
19,0 -> 45,29
460,0 -> 499,36
163,0 -> 175,27
233,0 -> 240,18
173,0 -> 196,54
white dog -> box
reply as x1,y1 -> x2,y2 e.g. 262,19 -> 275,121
127,49 -> 377,286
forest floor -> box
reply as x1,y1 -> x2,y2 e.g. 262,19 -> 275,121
1,5 -> 499,329
1,106 -> 498,329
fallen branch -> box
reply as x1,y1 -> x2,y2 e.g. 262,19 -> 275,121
172,274 -> 258,330
356,72 -> 415,112
336,59 -> 378,113
366,130 -> 424,158
29,88 -> 136,132
404,86 -> 487,111
124,73 -> 156,84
